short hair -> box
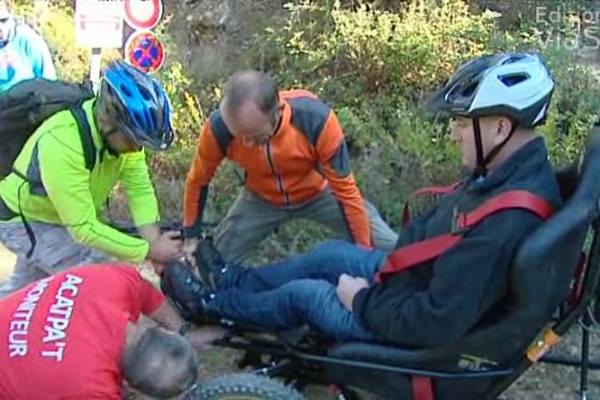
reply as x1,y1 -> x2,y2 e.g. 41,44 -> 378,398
222,70 -> 279,119
121,327 -> 198,399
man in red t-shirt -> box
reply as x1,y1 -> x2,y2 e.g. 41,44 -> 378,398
0,263 -> 225,399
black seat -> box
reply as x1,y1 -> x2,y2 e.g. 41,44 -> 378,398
325,133 -> 600,399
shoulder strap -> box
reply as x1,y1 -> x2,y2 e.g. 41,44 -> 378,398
376,190 -> 554,282
402,180 -> 462,226
69,105 -> 96,171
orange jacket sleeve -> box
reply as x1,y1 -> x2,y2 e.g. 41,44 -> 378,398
183,116 -> 226,237
316,111 -> 372,246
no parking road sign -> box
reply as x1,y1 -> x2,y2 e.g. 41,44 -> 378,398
124,30 -> 165,73
124,0 -> 163,30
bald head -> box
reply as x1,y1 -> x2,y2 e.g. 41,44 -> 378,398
219,70 -> 282,146
222,70 -> 278,118
121,326 -> 198,399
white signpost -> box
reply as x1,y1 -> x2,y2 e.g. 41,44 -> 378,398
75,0 -> 125,92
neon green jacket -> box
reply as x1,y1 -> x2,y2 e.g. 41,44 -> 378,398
0,99 -> 159,264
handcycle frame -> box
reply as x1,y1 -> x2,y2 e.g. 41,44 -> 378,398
114,218 -> 600,399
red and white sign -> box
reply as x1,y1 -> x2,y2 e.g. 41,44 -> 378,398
75,0 -> 124,48
124,30 -> 165,73
124,0 -> 163,31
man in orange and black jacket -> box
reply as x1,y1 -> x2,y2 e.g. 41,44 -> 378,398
183,71 -> 398,264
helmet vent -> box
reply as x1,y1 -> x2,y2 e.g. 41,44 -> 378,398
499,73 -> 529,87
458,81 -> 478,98
132,111 -> 144,129
150,108 -> 160,129
119,84 -> 133,98
502,54 -> 527,65
138,85 -> 152,101
446,72 -> 480,101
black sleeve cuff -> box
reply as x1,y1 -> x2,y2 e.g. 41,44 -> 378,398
184,225 -> 203,238
184,186 -> 209,238
352,287 -> 370,318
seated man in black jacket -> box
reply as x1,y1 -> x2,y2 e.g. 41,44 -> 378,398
162,52 -> 562,347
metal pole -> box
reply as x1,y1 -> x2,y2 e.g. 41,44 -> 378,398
90,47 -> 102,93
580,312 -> 591,400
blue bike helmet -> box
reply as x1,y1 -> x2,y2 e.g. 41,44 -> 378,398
98,60 -> 174,150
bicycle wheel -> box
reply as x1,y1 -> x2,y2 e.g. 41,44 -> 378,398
193,373 -> 306,400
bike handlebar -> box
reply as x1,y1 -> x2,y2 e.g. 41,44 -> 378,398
109,220 -> 218,238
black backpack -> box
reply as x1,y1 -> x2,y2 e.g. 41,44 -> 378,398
0,78 -> 97,179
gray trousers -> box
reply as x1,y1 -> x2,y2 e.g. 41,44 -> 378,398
214,188 -> 399,265
0,222 -> 109,299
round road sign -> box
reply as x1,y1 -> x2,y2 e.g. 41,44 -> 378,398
124,0 -> 163,31
124,30 -> 165,73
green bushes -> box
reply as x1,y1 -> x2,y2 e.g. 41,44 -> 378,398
253,1 -> 500,100
13,2 -> 120,81
12,0 -> 600,256
241,0 -> 600,233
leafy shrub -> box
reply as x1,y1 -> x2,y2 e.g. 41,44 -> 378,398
11,0 -> 600,258
13,2 -> 120,82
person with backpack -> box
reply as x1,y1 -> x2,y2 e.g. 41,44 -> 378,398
163,52 -> 563,347
0,0 -> 56,92
182,70 -> 399,266
0,263 -> 226,399
0,60 -> 183,298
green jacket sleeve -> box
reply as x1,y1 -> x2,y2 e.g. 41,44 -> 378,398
120,150 -> 160,228
38,135 -> 150,264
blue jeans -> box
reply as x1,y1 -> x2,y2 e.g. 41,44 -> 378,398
207,240 -> 388,341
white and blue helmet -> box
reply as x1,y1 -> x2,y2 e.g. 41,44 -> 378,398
99,60 -> 174,150
426,52 -> 555,177
427,52 -> 555,128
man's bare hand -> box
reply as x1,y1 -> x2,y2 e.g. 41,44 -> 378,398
147,231 -> 184,264
150,261 -> 165,275
137,224 -> 161,243
336,274 -> 369,312
183,238 -> 199,267
187,325 -> 230,349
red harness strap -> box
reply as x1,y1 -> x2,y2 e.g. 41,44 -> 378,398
395,186 -> 553,400
376,190 -> 554,283
402,181 -> 462,227
412,376 -> 434,400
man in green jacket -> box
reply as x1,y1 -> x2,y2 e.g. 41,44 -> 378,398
0,60 -> 183,298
